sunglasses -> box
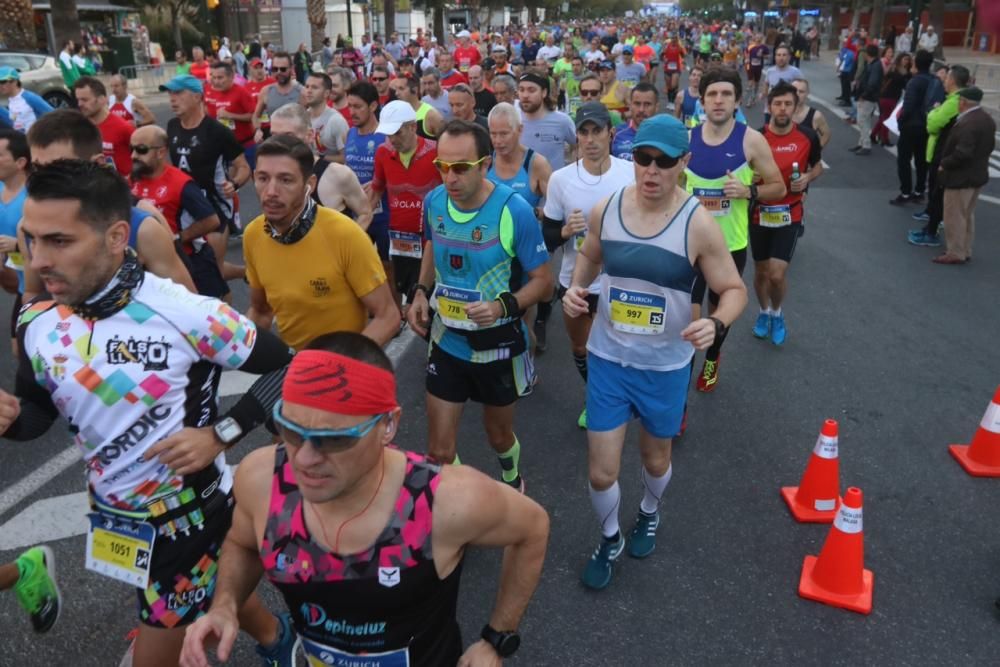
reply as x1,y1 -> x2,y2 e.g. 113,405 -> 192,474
580,88 -> 601,98
274,66 -> 290,72
432,156 -> 488,174
272,400 -> 387,453
633,150 -> 683,169
130,144 -> 163,155
370,76 -> 388,82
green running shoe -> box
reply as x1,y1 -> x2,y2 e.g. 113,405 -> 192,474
581,532 -> 625,590
577,407 -> 587,430
628,511 -> 660,559
14,546 -> 61,633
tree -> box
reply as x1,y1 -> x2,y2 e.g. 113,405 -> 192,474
384,0 -> 396,39
870,0 -> 885,42
307,0 -> 327,51
51,0 -> 81,52
136,0 -> 203,54
828,0 -> 842,50
0,0 -> 37,51
928,0 -> 945,58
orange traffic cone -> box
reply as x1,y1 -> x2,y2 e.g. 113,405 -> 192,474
798,487 -> 874,615
781,419 -> 841,523
949,386 -> 1000,477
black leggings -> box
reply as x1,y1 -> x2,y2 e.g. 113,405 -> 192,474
690,248 -> 748,308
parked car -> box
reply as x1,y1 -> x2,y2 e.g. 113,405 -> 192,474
0,51 -> 73,108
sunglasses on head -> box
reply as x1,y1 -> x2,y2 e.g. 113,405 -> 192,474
632,149 -> 682,169
432,156 -> 488,174
130,144 -> 163,155
272,400 -> 387,454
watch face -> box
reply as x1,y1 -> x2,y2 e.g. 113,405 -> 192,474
498,633 -> 520,657
215,418 -> 241,443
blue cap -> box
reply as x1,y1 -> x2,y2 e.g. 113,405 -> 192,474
159,75 -> 203,94
622,45 -> 634,55
0,66 -> 20,82
631,114 -> 689,158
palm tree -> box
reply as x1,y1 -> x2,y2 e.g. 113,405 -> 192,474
0,0 -> 37,50
308,0 -> 327,51
51,0 -> 82,52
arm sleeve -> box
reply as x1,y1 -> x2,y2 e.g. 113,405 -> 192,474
221,327 -> 292,438
180,181 -> 219,225
509,198 -> 549,272
542,216 -> 564,253
3,325 -> 59,441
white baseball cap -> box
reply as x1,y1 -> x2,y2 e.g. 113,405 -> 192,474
376,100 -> 417,135
457,30 -> 471,39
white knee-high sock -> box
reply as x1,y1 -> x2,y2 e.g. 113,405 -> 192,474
640,464 -> 673,515
589,482 -> 621,538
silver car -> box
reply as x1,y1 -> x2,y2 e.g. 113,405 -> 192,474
0,51 -> 73,108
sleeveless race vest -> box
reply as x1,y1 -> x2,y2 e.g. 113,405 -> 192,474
345,127 -> 390,227
415,102 -> 436,139
487,148 -> 541,209
685,122 -> 753,252
131,166 -> 200,254
109,94 -> 135,124
680,90 -> 699,127
261,446 -> 463,665
265,82 -> 304,116
601,81 -> 626,112
587,187 -> 699,372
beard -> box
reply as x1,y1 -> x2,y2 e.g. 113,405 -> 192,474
131,161 -> 154,180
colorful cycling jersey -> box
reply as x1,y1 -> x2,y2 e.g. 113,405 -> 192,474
261,446 -> 463,664
685,122 -> 753,251
752,123 -> 821,226
16,274 -> 258,511
486,148 -> 541,209
424,182 -> 548,363
345,127 -> 389,227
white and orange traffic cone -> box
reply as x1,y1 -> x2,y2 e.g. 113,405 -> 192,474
949,386 -> 1000,477
781,419 -> 841,523
798,487 -> 874,615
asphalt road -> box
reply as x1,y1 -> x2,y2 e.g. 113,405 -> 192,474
2,57 -> 1000,665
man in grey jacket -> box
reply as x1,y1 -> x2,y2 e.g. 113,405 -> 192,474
852,45 -> 883,155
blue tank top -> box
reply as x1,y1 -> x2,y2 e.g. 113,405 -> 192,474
687,122 -> 749,178
129,207 -> 147,251
680,90 -> 698,125
487,148 -> 541,209
611,124 -> 637,161
344,128 -> 389,226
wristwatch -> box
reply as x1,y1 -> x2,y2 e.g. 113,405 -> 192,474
708,316 -> 726,341
213,417 -> 243,447
748,183 -> 759,200
481,624 -> 520,658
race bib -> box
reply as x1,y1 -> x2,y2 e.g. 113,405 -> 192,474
388,230 -> 422,258
373,198 -> 384,215
609,287 -> 666,335
759,204 -> 792,228
6,251 -> 24,271
693,187 -> 731,217
219,117 -> 235,129
434,284 -> 481,330
666,61 -> 679,71
751,58 -> 762,66
260,112 -> 270,124
85,512 -> 155,588
302,637 -> 410,667
567,96 -> 582,118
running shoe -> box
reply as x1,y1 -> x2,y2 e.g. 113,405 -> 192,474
14,546 -> 61,633
577,407 -> 587,430
911,210 -> 930,222
628,511 -> 660,559
533,319 -> 547,354
771,313 -> 787,346
752,312 -> 771,339
908,230 -> 942,247
581,532 -> 625,590
255,611 -> 301,667
911,191 -> 926,203
504,474 -> 525,494
889,194 -> 912,206
695,357 -> 719,392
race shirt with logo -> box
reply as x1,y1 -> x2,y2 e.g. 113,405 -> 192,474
131,165 -> 218,253
261,447 -> 463,664
98,112 -> 135,177
344,127 -> 389,227
452,45 -> 481,73
424,182 -> 548,363
167,116 -> 244,227
203,83 -> 256,144
685,122 -> 753,252
753,123 -> 821,227
14,276 -> 259,510
371,136 -> 440,235
611,122 -> 638,161
109,93 -> 136,124
244,77 -> 276,126
663,44 -> 684,72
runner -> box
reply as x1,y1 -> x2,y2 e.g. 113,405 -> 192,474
129,125 -> 229,299
563,114 -> 747,589
750,82 -> 823,345
517,72 -> 577,171
486,102 -> 551,216
543,102 -> 634,428
685,67 -> 784,392
611,83 -> 658,161
0,67 -> 53,133
325,67 -> 354,128
597,61 -> 627,113
369,101 -> 442,313
662,34 -> 686,109
244,135 -> 398,351
243,57 -> 275,163
109,74 -> 157,127
419,67 -> 453,121
179,331 -> 550,667
790,78 -> 831,148
1,159 -> 297,667
24,109 -> 195,295
674,64 -> 703,126
468,65 -> 498,118
0,129 -> 30,353
406,120 -> 553,485
390,74 -> 445,140
73,76 -> 133,177
204,61 -> 256,152
0,547 -> 60,633
370,64 -> 393,107
447,83 -> 489,130
759,45 -> 802,104
252,52 -> 305,144
745,34 -> 769,106
301,72 -> 349,162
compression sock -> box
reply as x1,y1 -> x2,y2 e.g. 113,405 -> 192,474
640,465 -> 673,515
535,300 -> 552,325
589,481 -> 622,539
573,352 -> 588,382
497,436 -> 520,483
773,307 -> 782,317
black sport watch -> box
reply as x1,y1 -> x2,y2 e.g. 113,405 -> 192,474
481,624 -> 520,658
708,316 -> 726,342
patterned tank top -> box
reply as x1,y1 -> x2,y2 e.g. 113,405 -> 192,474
260,446 -> 463,665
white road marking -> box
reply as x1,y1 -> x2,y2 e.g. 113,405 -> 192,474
0,329 -> 420,551
808,93 -> 1000,200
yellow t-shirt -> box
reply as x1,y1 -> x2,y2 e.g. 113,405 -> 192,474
244,206 -> 387,351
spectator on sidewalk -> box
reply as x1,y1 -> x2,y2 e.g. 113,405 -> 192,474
932,87 -> 995,264
917,25 -> 939,53
895,26 -> 914,54
836,39 -> 857,106
873,51 -> 911,146
850,45 -> 882,155
890,49 -> 943,205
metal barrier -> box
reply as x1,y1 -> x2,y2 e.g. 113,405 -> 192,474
117,63 -> 176,96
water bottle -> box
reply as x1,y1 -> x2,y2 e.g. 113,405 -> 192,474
791,162 -> 801,181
